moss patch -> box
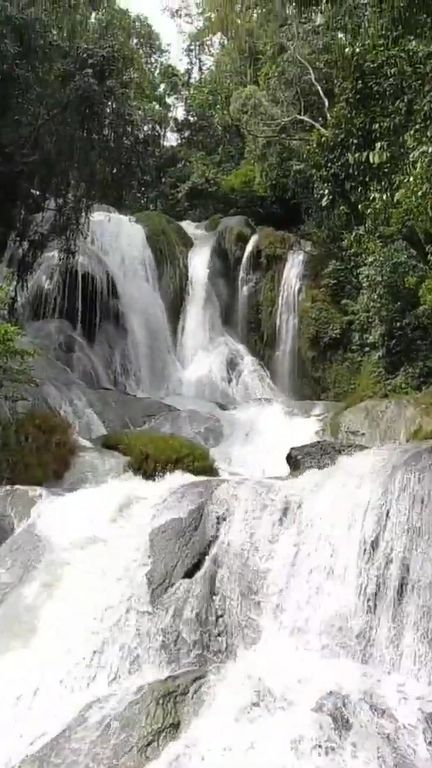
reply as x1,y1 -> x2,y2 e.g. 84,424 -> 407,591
0,410 -> 76,485
134,211 -> 193,329
102,430 -> 218,480
205,214 -> 222,232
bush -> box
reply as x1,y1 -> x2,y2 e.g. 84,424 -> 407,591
0,410 -> 76,485
101,430 -> 218,480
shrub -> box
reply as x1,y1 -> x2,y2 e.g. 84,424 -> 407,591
0,410 -> 76,486
101,430 -> 218,480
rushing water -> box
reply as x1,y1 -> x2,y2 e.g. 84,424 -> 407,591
237,233 -> 259,343
177,223 -> 275,405
2,212 -> 432,768
274,248 -> 305,397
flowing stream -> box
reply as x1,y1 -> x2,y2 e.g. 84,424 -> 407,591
1,213 -> 432,767
274,248 -> 305,397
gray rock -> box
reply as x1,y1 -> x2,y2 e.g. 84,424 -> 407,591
210,215 -> 256,325
313,691 -> 353,737
143,409 -> 224,449
147,479 -> 223,604
0,486 -> 44,547
286,440 -> 366,474
0,524 -> 45,605
50,445 -> 128,492
19,667 -> 207,768
329,398 -> 432,447
2,349 -> 178,440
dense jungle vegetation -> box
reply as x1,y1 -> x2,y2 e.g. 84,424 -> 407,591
1,0 -> 432,401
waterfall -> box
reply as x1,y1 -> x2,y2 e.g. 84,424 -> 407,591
274,248 -> 305,397
22,211 -> 178,396
3,445 -> 432,766
237,233 -> 259,342
177,223 -> 275,405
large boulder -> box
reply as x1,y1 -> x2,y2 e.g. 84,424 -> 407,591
101,431 -> 218,480
0,486 -> 44,545
329,398 -> 432,447
134,211 -> 193,331
209,215 -> 256,325
147,479 -> 224,604
143,408 -> 224,449
286,440 -> 366,474
19,667 -> 207,768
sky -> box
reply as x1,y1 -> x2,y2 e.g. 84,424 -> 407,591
120,1 -> 185,65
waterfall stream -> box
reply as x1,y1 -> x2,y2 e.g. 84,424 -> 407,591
274,248 -> 305,397
2,212 -> 432,768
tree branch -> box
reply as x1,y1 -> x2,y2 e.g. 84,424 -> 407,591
296,53 -> 330,121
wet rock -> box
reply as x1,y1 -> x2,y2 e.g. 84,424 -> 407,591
143,408 -> 224,449
147,479 -> 224,604
85,389 -> 178,433
313,691 -> 353,737
19,667 -> 207,768
0,487 -> 44,547
210,215 -> 255,325
50,445 -> 128,492
0,524 -> 46,604
286,440 -> 365,474
329,397 -> 432,447
422,710 -> 432,755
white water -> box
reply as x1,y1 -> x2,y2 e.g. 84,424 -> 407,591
152,448 -> 432,768
178,224 -> 275,405
237,233 -> 259,342
22,211 -> 178,396
274,248 -> 305,396
4,212 -> 432,768
86,212 -> 178,395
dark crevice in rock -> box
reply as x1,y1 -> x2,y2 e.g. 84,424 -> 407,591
181,542 -> 212,581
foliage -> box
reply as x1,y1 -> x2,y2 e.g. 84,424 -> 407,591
101,430 -> 218,480
0,410 -> 76,486
171,0 -> 432,399
0,281 -> 34,401
0,0 -> 182,281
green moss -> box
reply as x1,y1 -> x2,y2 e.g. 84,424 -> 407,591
0,410 -> 76,485
256,228 -> 294,269
409,425 -> 432,441
134,211 -> 193,327
102,430 -> 218,480
205,214 -> 222,232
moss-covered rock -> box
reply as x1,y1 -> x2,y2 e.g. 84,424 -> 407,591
328,396 -> 432,447
134,211 -> 193,330
0,410 -> 77,485
209,215 -> 256,325
101,430 -> 218,479
245,228 -> 298,370
205,214 -> 223,232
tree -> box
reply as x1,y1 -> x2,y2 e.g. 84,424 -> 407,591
0,0 -> 180,280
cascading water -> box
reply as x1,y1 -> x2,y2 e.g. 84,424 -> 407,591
273,248 -> 305,397
177,223 -> 275,405
22,211 -> 178,396
237,233 -> 259,343
3,209 -> 432,768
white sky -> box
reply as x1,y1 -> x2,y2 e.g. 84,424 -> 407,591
120,1 -> 184,65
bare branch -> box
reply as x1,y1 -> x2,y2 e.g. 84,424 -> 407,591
296,53 -> 330,121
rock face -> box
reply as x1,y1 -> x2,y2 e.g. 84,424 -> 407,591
0,487 -> 44,547
143,409 -> 224,449
147,479 -> 224,604
19,667 -> 207,768
134,210 -> 193,332
3,350 -> 178,440
287,440 -> 366,474
210,215 -> 256,325
329,398 -> 432,447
